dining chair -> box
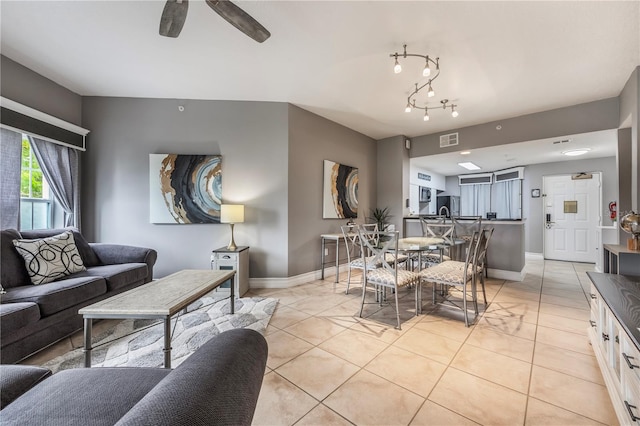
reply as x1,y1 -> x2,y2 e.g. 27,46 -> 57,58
419,221 -> 454,268
452,216 -> 482,260
418,231 -> 483,326
341,223 -> 378,295
357,228 -> 419,330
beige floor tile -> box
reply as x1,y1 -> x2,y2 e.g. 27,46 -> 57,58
541,286 -> 588,300
538,302 -> 589,321
284,316 -> 347,346
475,314 -> 538,340
525,397 -> 605,426
252,372 -> 318,426
324,369 -> 425,425
394,328 -> 463,365
411,400 -> 480,425
295,404 -> 352,426
315,300 -> 364,328
348,317 -> 406,344
429,368 -> 527,425
276,347 -> 359,400
366,345 -> 447,397
466,326 -> 535,362
536,312 -> 589,335
413,316 -> 474,342
451,344 -> 531,393
319,328 -> 389,367
269,305 -> 311,329
540,294 -> 589,310
482,300 -> 540,325
535,325 -> 593,356
288,294 -> 348,315
529,365 -> 617,425
533,342 -> 604,385
21,337 -> 74,365
265,329 -> 313,369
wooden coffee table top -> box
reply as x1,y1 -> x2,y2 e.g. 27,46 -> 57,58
79,269 -> 235,317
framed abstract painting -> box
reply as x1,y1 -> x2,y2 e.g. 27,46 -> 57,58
323,159 -> 358,219
149,154 -> 222,224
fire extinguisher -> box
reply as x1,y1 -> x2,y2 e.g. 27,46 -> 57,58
609,201 -> 617,221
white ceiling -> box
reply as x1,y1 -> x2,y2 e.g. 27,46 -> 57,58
1,1 -> 638,143
411,129 -> 618,177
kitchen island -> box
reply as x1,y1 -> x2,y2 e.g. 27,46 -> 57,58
403,216 -> 525,281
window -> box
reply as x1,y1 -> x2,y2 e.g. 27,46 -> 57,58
20,135 -> 53,230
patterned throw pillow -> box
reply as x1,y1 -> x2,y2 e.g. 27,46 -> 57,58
12,231 -> 86,285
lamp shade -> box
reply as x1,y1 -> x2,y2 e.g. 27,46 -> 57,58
220,204 -> 244,224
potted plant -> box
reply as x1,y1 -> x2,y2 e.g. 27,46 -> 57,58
369,207 -> 392,231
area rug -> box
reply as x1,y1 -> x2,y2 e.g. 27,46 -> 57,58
43,295 -> 278,373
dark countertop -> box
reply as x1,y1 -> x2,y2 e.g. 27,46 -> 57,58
587,272 -> 640,351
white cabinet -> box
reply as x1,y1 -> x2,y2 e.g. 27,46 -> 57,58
210,246 -> 249,297
588,276 -> 640,425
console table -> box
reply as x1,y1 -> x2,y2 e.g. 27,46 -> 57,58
320,233 -> 347,283
587,272 -> 640,425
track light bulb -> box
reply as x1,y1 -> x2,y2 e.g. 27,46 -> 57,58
423,111 -> 430,121
451,108 -> 459,118
427,84 -> 435,98
394,58 -> 402,74
422,62 -> 431,77
405,103 -> 412,113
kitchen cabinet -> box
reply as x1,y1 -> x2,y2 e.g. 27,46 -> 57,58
587,272 -> 640,425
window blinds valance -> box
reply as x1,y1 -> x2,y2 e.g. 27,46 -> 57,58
0,97 -> 89,151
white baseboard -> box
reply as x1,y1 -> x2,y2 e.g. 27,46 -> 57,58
525,252 -> 544,260
250,263 -> 348,289
487,267 -> 526,282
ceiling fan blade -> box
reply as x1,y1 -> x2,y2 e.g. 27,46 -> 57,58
205,0 -> 270,43
159,0 -> 189,38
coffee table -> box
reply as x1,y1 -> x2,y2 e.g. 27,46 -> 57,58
79,269 -> 236,369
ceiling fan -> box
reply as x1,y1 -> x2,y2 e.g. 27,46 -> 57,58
159,0 -> 271,43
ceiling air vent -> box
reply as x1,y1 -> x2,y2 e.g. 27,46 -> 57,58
440,132 -> 459,148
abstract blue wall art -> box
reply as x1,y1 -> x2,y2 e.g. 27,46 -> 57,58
323,159 -> 358,219
149,154 -> 222,224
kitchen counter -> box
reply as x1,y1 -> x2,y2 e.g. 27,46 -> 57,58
402,217 -> 525,281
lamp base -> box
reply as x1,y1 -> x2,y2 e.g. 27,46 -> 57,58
227,223 -> 237,251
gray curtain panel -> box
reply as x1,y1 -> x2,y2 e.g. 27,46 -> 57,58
29,136 -> 81,228
0,128 -> 22,229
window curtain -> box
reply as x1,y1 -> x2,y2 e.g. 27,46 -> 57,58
28,136 -> 81,228
493,180 -> 522,219
0,128 -> 23,229
460,184 -> 491,217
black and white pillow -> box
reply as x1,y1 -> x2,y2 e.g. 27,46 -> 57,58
13,231 -> 86,285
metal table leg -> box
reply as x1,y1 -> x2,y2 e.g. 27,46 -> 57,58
230,275 -> 235,314
83,317 -> 92,368
163,317 -> 172,369
335,239 -> 340,283
321,237 -> 326,280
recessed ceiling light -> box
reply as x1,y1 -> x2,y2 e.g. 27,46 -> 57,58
458,162 -> 481,170
562,148 -> 591,156
460,151 -> 471,155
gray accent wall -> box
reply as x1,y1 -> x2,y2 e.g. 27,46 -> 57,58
0,55 -> 82,126
411,98 -> 620,158
619,66 -> 639,211
81,97 -> 289,279
287,105 -> 376,276
376,136 -> 408,235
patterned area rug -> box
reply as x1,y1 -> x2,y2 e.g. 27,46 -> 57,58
43,295 -> 277,373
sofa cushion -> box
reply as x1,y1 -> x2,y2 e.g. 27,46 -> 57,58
1,229 -> 30,288
79,263 -> 148,292
0,302 -> 40,335
0,367 -> 170,426
13,231 -> 87,285
0,276 -> 106,316
0,365 -> 52,409
20,227 -> 100,267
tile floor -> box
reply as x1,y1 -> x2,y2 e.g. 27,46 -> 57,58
247,257 -> 618,425
24,257 -> 618,425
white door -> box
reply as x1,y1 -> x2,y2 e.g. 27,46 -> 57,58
543,173 -> 601,262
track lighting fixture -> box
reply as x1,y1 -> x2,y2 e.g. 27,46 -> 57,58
390,44 -> 460,123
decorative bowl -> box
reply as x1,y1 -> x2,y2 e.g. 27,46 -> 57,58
620,212 -> 640,236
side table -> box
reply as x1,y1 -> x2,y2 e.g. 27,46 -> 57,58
211,246 -> 249,296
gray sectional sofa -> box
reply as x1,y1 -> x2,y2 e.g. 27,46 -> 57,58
1,228 -> 157,364
0,328 -> 268,425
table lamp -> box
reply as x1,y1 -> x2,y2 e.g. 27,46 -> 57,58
220,204 -> 244,251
